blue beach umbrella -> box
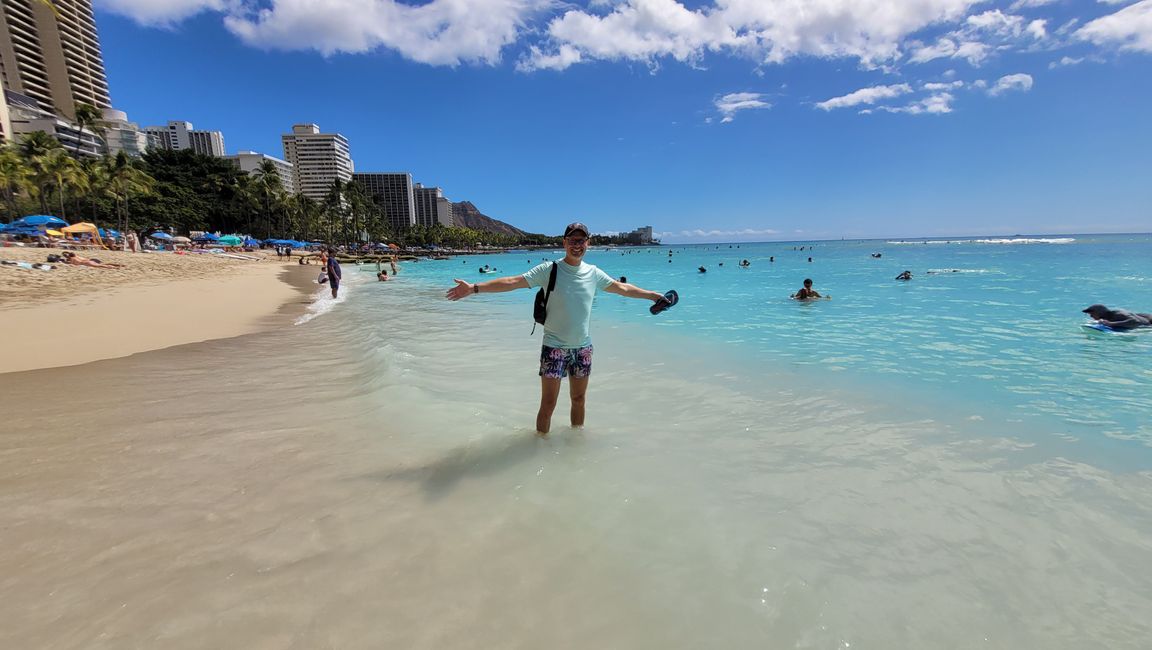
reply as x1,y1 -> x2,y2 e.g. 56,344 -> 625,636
243,238 -> 260,247
149,232 -> 173,240
14,215 -> 68,227
194,232 -> 220,242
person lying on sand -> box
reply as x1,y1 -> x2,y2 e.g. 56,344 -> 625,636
61,251 -> 125,269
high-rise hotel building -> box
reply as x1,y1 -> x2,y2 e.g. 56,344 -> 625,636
144,121 -> 226,157
282,124 -> 353,202
352,172 -> 416,232
227,151 -> 296,195
414,183 -> 453,227
0,0 -> 111,121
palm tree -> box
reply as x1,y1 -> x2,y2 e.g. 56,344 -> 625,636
0,146 -> 32,222
72,103 -> 105,157
105,151 -> 154,235
82,156 -> 111,224
342,181 -> 372,246
323,179 -> 345,243
250,160 -> 285,237
41,149 -> 85,220
17,130 -> 63,213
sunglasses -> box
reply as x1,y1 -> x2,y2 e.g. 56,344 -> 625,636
567,238 -> 588,246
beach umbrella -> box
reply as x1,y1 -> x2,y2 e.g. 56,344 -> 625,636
14,215 -> 68,227
193,232 -> 219,242
243,238 -> 260,247
218,235 -> 242,246
172,236 -> 191,243
46,229 -> 64,237
149,232 -> 173,240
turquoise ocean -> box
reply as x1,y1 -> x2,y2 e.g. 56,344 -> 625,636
3,233 -> 1151,648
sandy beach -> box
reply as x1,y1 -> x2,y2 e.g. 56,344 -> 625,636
0,246 -> 311,374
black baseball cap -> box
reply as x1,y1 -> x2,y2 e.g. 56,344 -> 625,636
564,222 -> 589,238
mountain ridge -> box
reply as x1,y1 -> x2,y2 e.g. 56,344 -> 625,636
451,201 -> 531,237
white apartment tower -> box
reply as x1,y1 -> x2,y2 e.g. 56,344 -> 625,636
144,120 -> 225,157
226,151 -> 296,195
281,124 -> 353,202
100,108 -> 149,157
0,0 -> 111,121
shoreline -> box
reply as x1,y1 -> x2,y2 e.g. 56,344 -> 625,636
0,258 -> 313,374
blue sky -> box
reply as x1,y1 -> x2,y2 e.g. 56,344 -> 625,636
94,0 -> 1151,242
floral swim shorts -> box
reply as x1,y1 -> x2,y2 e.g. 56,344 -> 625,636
539,345 -> 594,379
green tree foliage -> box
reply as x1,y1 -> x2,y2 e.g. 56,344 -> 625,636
3,138 -> 649,249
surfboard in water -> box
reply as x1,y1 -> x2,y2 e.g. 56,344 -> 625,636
1080,322 -> 1129,334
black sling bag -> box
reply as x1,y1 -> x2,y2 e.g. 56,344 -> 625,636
531,262 -> 558,335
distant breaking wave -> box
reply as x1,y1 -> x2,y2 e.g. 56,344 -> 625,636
887,237 -> 1076,245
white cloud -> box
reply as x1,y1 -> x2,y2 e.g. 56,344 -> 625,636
714,92 -> 771,122
1048,55 -> 1084,68
906,8 -> 1045,67
525,0 -> 985,71
953,41 -> 991,64
1009,0 -> 1059,9
1054,18 -> 1081,36
815,83 -> 912,111
988,72 -> 1034,94
220,0 -> 553,65
923,80 -> 965,90
908,37 -> 958,63
518,44 -> 583,71
528,0 -> 745,70
97,0 -> 226,26
880,92 -> 956,114
907,35 -> 991,65
1076,0 -> 1152,53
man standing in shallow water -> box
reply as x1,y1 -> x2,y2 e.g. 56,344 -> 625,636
446,222 -> 668,434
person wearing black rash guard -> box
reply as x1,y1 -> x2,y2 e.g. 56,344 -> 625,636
1082,304 -> 1152,331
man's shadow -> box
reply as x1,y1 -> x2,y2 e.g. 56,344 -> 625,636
366,429 -> 585,500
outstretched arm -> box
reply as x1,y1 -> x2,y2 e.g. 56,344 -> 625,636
446,275 -> 529,301
1097,316 -> 1141,329
603,280 -> 664,303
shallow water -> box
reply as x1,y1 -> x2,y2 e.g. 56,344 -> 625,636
2,235 -> 1151,649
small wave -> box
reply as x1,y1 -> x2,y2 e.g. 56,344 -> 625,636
294,269 -> 371,325
925,268 -> 995,274
295,286 -> 347,325
973,238 -> 1075,244
886,238 -> 1075,245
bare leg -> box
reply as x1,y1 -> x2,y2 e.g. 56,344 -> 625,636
568,376 -> 589,427
537,377 -> 562,434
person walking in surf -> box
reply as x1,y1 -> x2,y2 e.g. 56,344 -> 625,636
445,222 -> 670,434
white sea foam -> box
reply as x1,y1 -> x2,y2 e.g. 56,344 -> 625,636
294,263 -> 372,325
887,237 -> 1075,245
925,268 -> 996,274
